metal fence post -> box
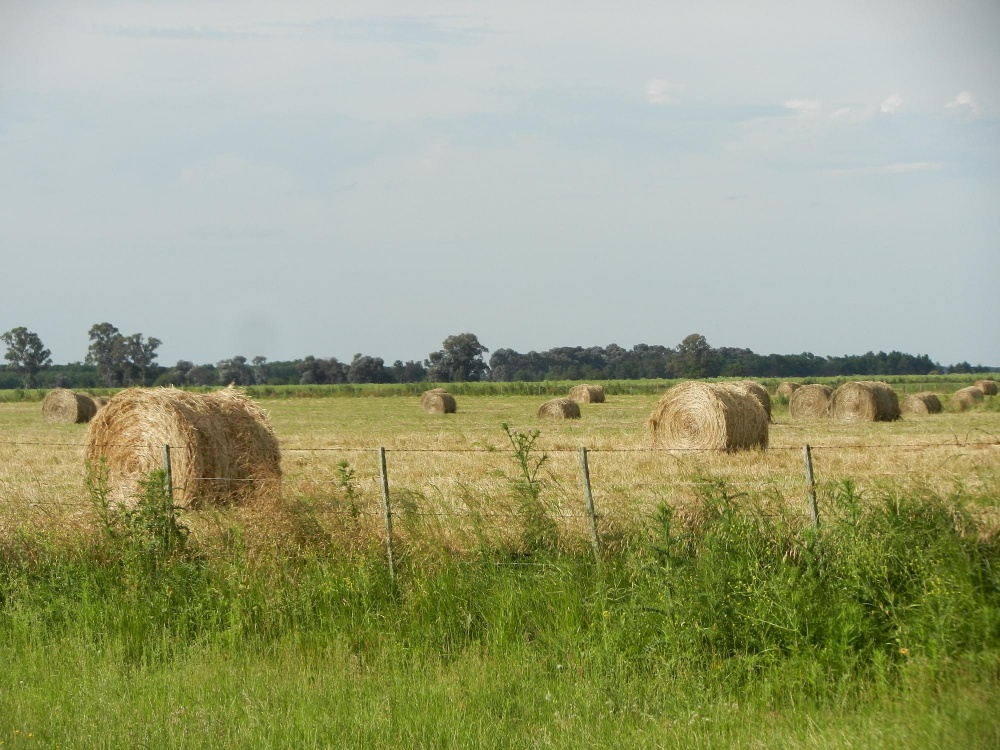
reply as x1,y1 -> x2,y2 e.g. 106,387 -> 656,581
378,447 -> 396,583
578,447 -> 602,569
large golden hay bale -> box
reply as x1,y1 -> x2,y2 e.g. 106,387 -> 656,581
647,381 -> 768,452
421,389 -> 456,414
975,379 -> 998,396
568,384 -> 605,404
85,386 -> 282,507
42,388 -> 97,424
788,384 -> 833,418
537,397 -> 581,419
776,382 -> 801,399
830,381 -> 900,422
900,392 -> 943,415
952,386 -> 984,411
733,380 -> 771,421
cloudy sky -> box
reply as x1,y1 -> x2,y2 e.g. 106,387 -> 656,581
1,1 -> 998,367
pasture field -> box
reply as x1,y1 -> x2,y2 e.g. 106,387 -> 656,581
1,389 -> 999,748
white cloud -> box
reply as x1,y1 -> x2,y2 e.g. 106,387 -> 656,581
784,98 -> 822,115
646,79 -> 683,105
880,94 -> 903,114
945,91 -> 979,116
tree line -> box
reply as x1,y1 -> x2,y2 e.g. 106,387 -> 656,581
0,326 -> 992,391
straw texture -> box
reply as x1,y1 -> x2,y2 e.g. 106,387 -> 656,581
830,381 -> 900,422
776,382 -> 801,399
647,381 -> 768,452
568,384 -> 606,404
975,379 -> 998,396
900,392 -> 943,415
733,380 -> 771,422
952,386 -> 984,411
537,397 -> 581,419
42,388 -> 97,424
421,389 -> 457,414
788,384 -> 833,419
85,386 -> 282,507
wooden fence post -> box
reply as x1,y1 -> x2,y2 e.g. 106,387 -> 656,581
803,444 -> 819,528
378,447 -> 396,583
162,444 -> 173,500
578,447 -> 602,569
162,444 -> 176,521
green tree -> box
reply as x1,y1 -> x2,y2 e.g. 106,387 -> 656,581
425,333 -> 489,382
252,356 -> 269,385
1,327 -> 52,387
676,333 -> 712,379
217,356 -> 253,385
124,333 -> 162,386
86,323 -> 127,387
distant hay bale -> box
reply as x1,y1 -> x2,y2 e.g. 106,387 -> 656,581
421,389 -> 456,414
900,392 -> 943,415
568,384 -> 605,404
776,382 -> 801,399
85,386 -> 282,507
733,380 -> 771,421
647,381 -> 768,452
42,388 -> 97,424
830,381 -> 900,422
952,386 -> 984,411
788,384 -> 833,419
91,395 -> 110,409
537,397 -> 581,419
975,379 -> 998,396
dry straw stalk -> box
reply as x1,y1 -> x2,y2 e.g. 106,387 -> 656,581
830,381 -> 901,422
421,389 -> 457,414
788,384 -> 833,418
568,384 -> 606,404
647,381 -> 768,452
900,392 -> 943,415
42,388 -> 97,424
537,397 -> 581,419
85,386 -> 282,507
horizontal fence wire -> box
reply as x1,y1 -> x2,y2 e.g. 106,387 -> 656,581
2,440 -> 997,521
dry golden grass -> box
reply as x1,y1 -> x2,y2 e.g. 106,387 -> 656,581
2,393 -> 998,550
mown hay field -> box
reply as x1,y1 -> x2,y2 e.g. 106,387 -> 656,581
2,392 -> 999,549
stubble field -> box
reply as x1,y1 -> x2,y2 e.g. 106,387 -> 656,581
1,388 -> 999,749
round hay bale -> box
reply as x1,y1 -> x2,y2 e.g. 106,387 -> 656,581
421,389 -> 456,414
42,388 -> 97,424
733,380 -> 771,421
776,382 -> 801,399
91,395 -> 110,409
900,392 -> 943,415
788,384 -> 833,419
647,381 -> 768,452
85,386 -> 282,507
975,379 -> 998,396
952,386 -> 984,411
830,381 -> 900,422
568,384 -> 605,404
537,397 -> 581,420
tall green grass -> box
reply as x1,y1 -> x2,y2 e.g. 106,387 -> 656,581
1,476 -> 998,746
